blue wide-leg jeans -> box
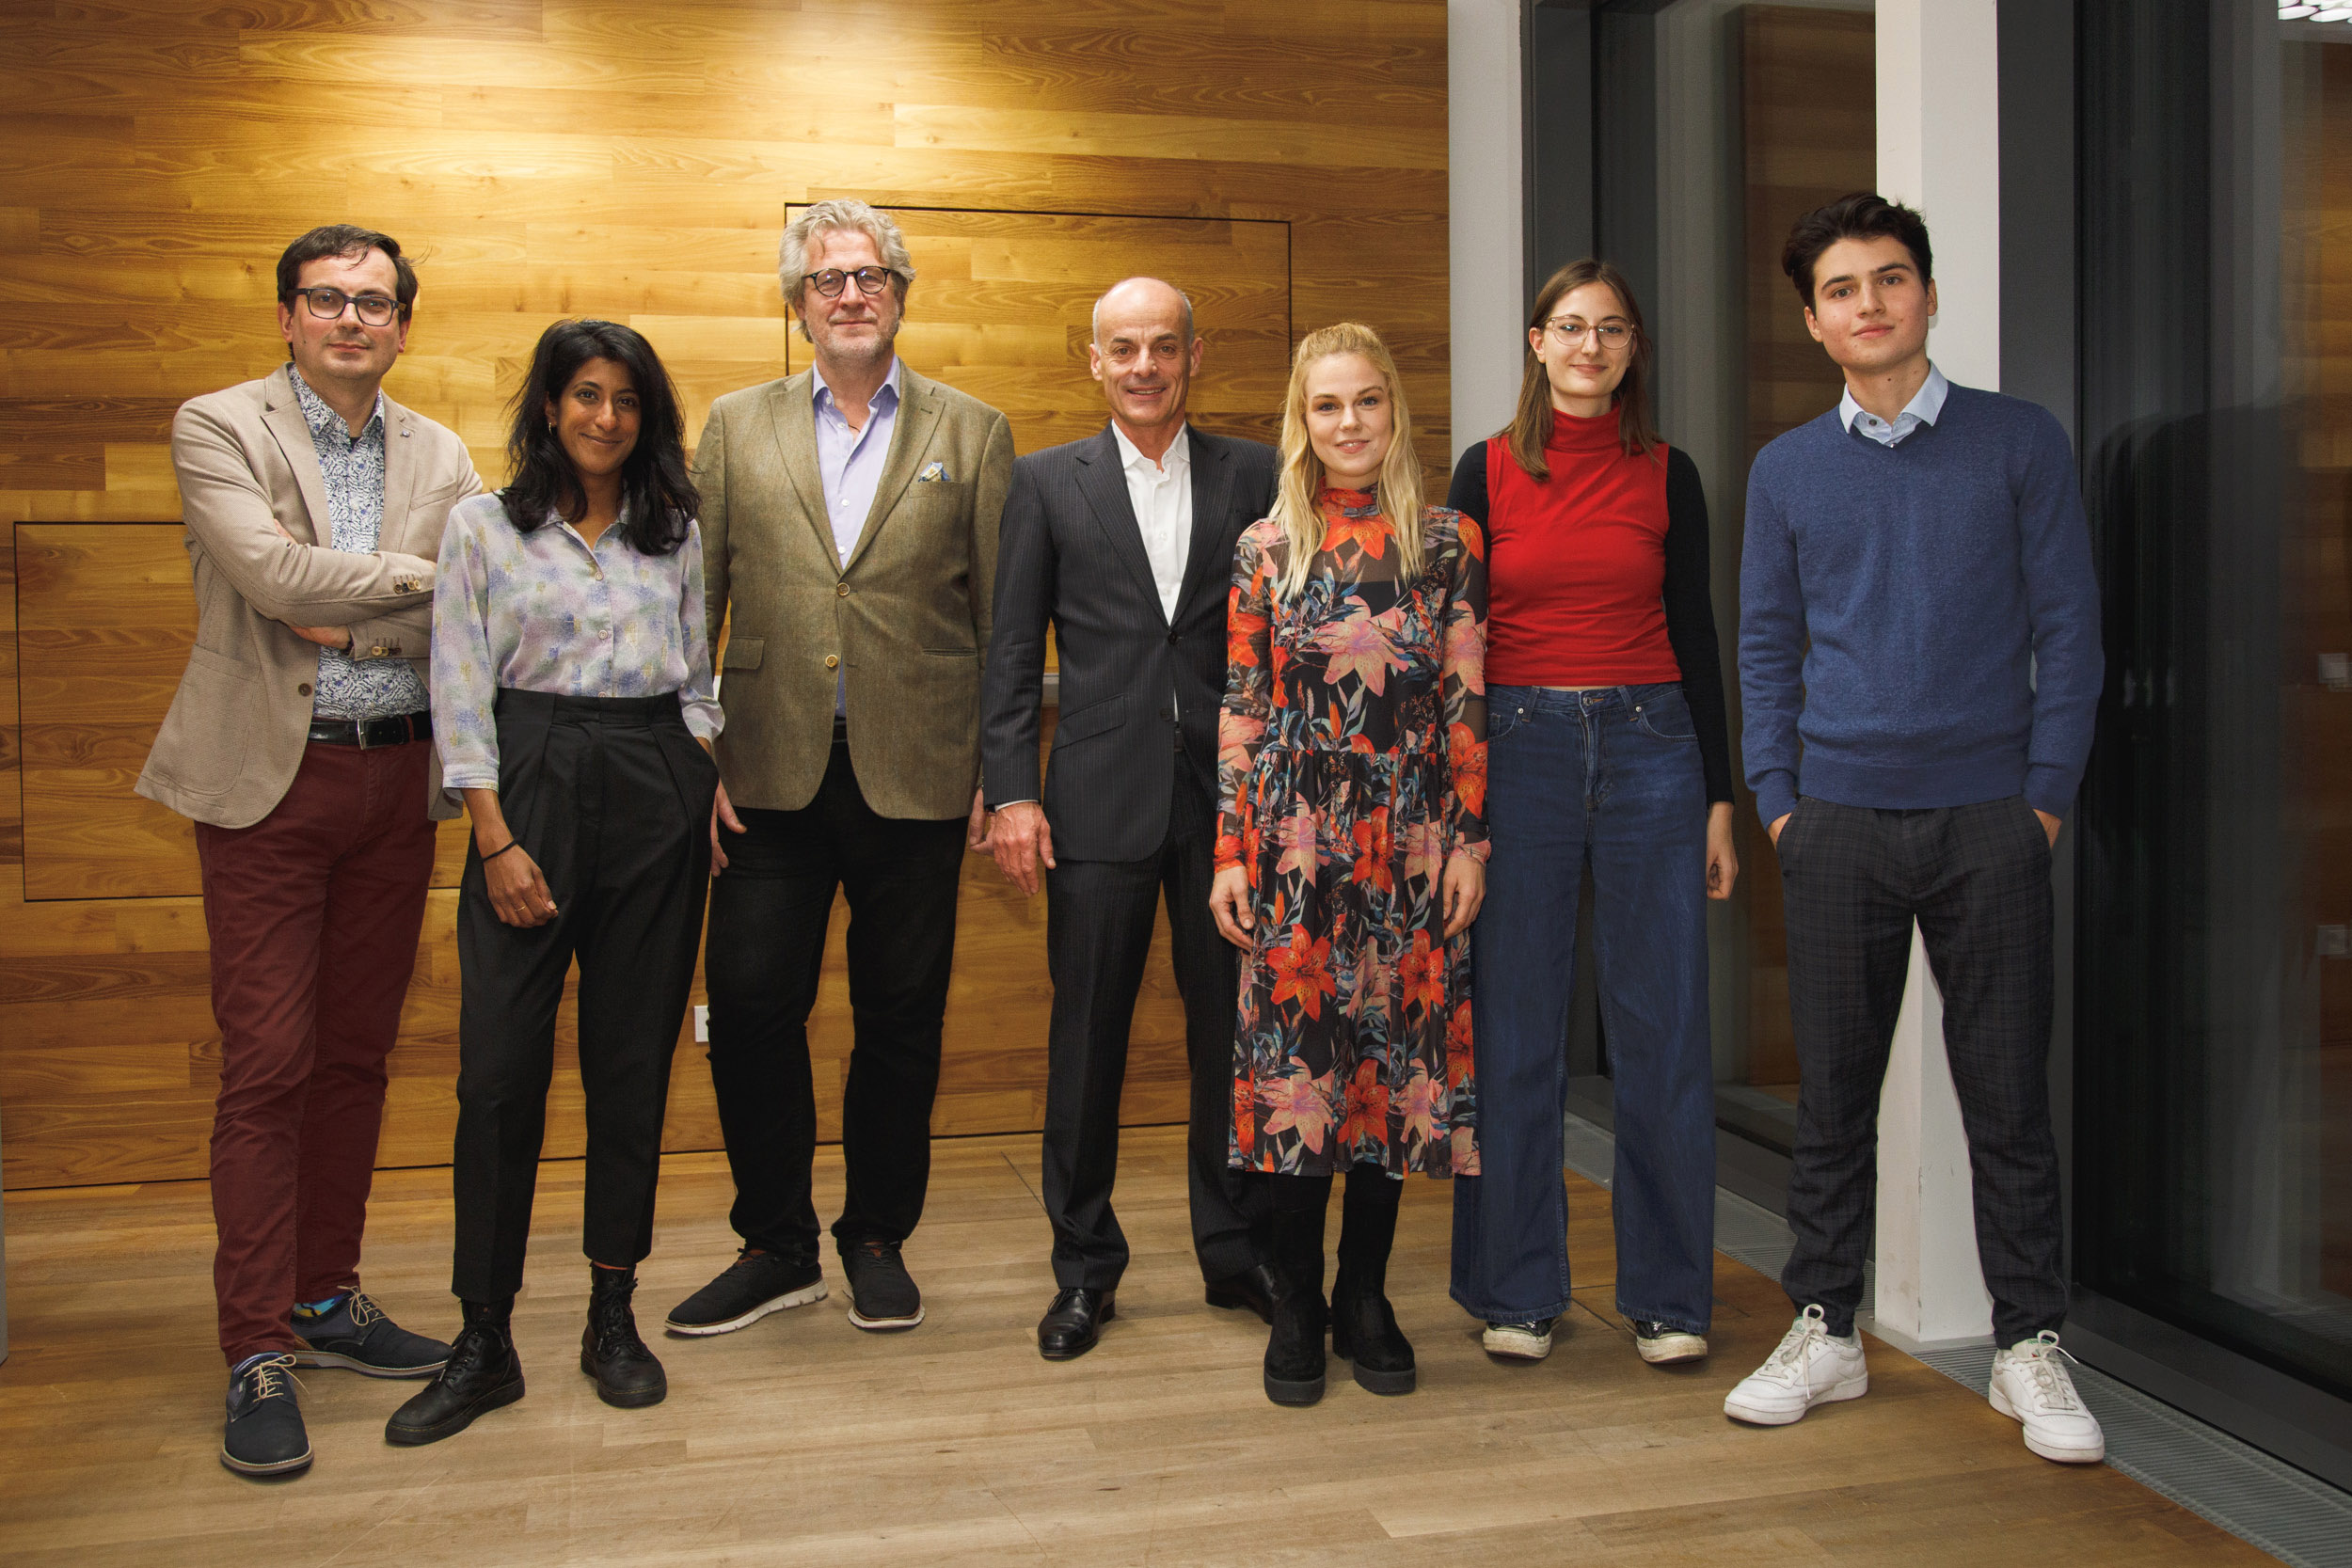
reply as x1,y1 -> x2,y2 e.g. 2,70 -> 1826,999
1448,682 -> 1717,1331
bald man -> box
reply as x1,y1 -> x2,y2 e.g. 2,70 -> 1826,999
981,278 -> 1279,1358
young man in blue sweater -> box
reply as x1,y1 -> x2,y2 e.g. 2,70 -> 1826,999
1726,194 -> 2106,1464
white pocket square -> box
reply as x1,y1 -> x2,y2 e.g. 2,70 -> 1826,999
916,461 -> 951,483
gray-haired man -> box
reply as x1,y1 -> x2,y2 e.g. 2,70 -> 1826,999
667,199 -> 1012,1339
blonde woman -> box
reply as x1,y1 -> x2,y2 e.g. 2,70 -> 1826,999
1208,323 -> 1488,1406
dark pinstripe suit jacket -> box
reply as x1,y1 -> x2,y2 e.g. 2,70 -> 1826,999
981,422 -> 1278,863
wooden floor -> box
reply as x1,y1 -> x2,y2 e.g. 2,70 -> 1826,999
0,1128 -> 2265,1567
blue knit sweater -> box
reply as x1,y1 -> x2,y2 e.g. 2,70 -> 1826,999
1738,382 -> 2103,828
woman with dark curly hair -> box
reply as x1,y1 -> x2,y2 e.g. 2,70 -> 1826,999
388,319 -> 721,1445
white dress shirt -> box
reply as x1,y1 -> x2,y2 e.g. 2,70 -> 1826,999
1837,361 -> 1949,448
1112,420 -> 1192,621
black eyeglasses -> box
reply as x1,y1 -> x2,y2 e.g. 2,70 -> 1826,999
289,287 -> 401,326
804,266 -> 898,299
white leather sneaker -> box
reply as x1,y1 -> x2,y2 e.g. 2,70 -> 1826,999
1722,1305 -> 1868,1425
1989,1332 -> 2106,1463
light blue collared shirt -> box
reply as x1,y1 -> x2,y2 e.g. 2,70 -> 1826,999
1838,362 -> 1948,448
811,356 -> 901,716
811,356 -> 903,565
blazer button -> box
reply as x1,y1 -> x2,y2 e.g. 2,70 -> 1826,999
1167,630 -> 1179,644
824,655 -> 840,670
298,683 -> 311,696
835,583 -> 850,597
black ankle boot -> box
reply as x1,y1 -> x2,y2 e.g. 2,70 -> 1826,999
1330,1164 -> 1414,1395
385,1297 -> 525,1446
1263,1179 -> 1330,1406
581,1266 -> 667,1409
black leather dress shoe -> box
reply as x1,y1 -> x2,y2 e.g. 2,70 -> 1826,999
1037,1287 -> 1116,1360
1204,1262 -> 1282,1324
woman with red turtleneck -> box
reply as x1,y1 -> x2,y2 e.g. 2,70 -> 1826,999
1443,260 -> 1737,1371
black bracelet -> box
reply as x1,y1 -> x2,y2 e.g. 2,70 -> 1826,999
481,840 -> 521,863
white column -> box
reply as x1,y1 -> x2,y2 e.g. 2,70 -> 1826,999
1867,0 -> 1999,1345
1447,0 -> 1523,460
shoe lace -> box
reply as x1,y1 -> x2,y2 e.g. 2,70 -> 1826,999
343,1291 -> 383,1330
591,1281 -> 652,1361
2007,1332 -> 2087,1413
856,1239 -> 898,1265
1757,1307 -> 1832,1385
245,1353 -> 306,1403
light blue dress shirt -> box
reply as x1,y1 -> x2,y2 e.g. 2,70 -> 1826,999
1837,361 -> 1949,448
811,356 -> 903,565
812,357 -> 901,718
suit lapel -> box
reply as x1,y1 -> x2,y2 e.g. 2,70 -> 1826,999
379,396 -> 419,550
762,372 -> 836,568
843,368 -> 942,575
1076,423 -> 1164,620
1174,428 -> 1237,621
260,367 -> 331,545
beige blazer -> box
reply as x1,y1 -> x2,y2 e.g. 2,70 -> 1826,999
135,366 -> 482,828
696,364 -> 1013,818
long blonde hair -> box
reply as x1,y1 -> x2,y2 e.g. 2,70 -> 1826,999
1269,322 -> 1425,599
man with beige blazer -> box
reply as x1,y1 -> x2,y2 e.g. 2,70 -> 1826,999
137,225 -> 479,1480
667,199 -> 1012,1341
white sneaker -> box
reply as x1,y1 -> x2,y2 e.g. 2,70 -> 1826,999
1722,1305 -> 1868,1425
1989,1332 -> 2106,1463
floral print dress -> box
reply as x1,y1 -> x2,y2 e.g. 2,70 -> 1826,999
1216,487 -> 1489,1178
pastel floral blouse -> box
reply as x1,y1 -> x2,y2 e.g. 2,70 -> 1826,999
431,491 -> 721,799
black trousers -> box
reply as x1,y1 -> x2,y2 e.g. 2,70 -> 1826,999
1776,795 -> 2067,1343
703,738 -> 966,1257
1041,752 -> 1272,1289
451,691 -> 716,1301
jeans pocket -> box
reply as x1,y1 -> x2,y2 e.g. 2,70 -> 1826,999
1629,686 -> 1697,742
1487,700 -> 1533,745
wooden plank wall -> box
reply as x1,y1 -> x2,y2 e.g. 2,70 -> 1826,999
0,0 -> 1450,1190
1738,3 -> 1873,1092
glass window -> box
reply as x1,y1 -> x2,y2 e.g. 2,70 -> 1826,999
2075,0 -> 2352,1407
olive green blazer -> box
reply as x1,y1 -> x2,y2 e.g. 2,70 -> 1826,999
694,364 -> 1013,818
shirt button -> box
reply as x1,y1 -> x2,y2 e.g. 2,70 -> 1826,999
824,655 -> 840,670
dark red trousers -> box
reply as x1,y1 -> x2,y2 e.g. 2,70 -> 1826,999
195,739 -> 437,1366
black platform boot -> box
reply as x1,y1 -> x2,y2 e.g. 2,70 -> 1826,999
1263,1175 -> 1332,1406
385,1297 -> 526,1446
1330,1163 -> 1415,1395
581,1265 -> 668,1409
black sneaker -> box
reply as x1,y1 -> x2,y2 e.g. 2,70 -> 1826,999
839,1238 -> 923,1331
291,1291 -> 450,1377
221,1353 -> 311,1478
1631,1320 -> 1708,1364
1481,1318 -> 1557,1360
665,1248 -> 827,1337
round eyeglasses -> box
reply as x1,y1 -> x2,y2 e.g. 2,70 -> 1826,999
290,287 -> 401,327
804,266 -> 898,299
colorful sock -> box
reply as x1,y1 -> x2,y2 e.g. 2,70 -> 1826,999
293,1294 -> 344,1319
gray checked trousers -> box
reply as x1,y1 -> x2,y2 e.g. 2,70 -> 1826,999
1775,795 -> 2067,1345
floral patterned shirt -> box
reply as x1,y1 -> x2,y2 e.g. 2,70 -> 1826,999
430,491 -> 722,800
287,364 -> 430,720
